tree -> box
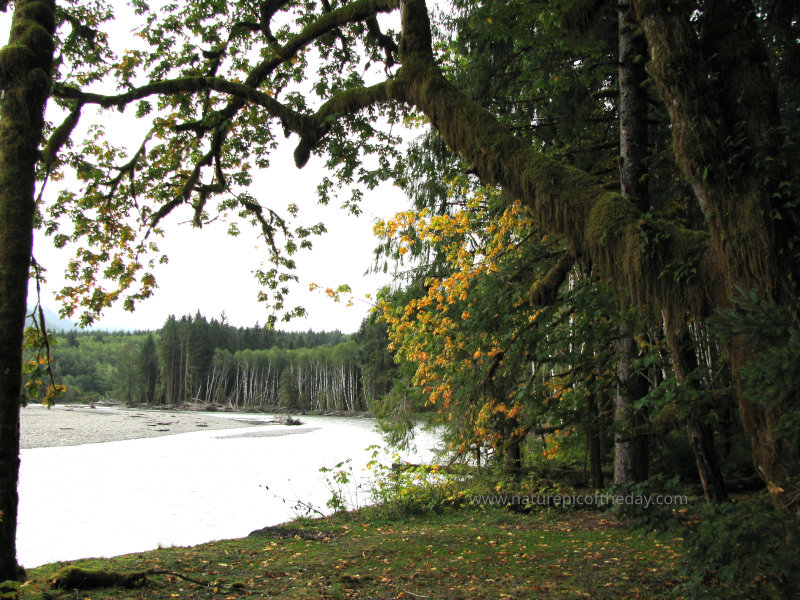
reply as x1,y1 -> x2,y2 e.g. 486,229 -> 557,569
113,339 -> 141,405
608,0 -> 651,485
1,0 -> 798,579
186,312 -> 213,400
355,311 -> 397,408
157,315 -> 184,405
139,333 -> 159,404
0,0 -> 57,579
630,0 -> 798,503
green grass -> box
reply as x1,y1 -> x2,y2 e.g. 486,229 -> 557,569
21,505 -> 683,599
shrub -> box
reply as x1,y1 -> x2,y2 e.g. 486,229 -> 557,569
679,496 -> 800,599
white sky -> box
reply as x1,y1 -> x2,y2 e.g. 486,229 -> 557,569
32,147 -> 409,333
3,3 -> 414,333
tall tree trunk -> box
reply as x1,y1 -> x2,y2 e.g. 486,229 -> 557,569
587,393 -> 604,489
614,6 -> 650,484
614,322 -> 649,483
0,0 -> 57,579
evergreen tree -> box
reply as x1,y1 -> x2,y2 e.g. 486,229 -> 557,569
139,334 -> 159,404
157,316 -> 184,405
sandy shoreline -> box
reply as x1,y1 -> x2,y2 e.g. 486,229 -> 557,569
20,405 -> 264,449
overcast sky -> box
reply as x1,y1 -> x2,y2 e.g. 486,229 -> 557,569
32,146 -> 410,333
3,5 -> 414,333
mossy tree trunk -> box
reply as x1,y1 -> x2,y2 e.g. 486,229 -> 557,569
614,323 -> 649,483
0,0 -> 57,580
614,6 -> 650,485
632,0 -> 800,501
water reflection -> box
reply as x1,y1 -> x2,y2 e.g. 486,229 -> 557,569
18,415 -> 438,568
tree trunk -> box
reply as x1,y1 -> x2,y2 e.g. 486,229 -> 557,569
587,393 -> 604,489
503,416 -> 522,473
613,6 -> 650,484
504,437 -> 522,472
0,0 -> 57,579
614,324 -> 649,483
686,419 -> 728,503
618,6 -> 649,210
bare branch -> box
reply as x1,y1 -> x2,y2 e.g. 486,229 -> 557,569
103,133 -> 150,202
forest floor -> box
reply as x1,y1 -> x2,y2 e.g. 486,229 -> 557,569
20,505 -> 684,599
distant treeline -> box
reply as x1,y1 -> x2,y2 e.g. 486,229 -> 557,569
46,312 -> 395,412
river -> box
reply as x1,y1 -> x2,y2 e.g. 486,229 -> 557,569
18,415 -> 440,568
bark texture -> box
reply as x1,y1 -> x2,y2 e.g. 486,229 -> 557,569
614,322 -> 649,484
614,6 -> 650,485
0,0 -> 57,579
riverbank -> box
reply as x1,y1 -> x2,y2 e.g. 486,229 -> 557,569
19,504 -> 683,599
20,404 -> 259,449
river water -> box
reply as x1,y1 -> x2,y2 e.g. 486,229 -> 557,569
18,415 -> 440,568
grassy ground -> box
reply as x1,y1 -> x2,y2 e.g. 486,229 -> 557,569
21,505 -> 683,599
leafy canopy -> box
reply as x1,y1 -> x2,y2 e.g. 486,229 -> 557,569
41,0 -> 409,326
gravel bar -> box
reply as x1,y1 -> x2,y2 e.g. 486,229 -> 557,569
21,405 -> 259,449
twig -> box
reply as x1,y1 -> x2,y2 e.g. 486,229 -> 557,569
149,568 -> 246,592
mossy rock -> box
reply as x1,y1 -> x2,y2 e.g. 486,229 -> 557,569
50,566 -> 149,590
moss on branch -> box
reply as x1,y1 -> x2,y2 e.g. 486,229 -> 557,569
530,251 -> 575,307
389,0 -> 712,324
294,82 -> 390,167
41,101 -> 82,167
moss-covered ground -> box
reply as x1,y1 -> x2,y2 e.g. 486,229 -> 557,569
21,505 -> 683,599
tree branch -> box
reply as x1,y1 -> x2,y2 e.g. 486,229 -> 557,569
293,81 -> 391,167
387,0 -> 713,326
366,16 -> 399,66
41,101 -> 83,168
53,77 -> 304,130
529,251 -> 575,306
